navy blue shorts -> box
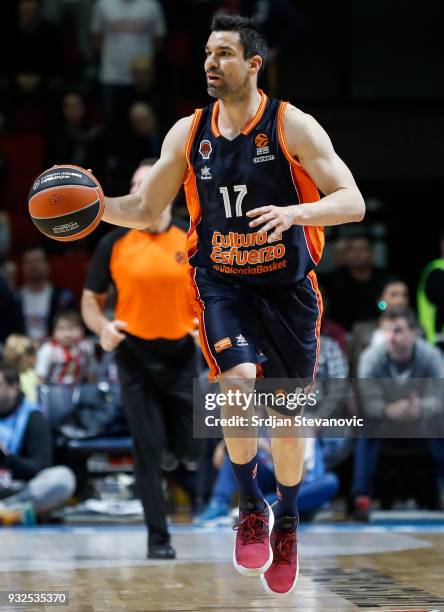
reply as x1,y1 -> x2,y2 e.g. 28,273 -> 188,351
190,267 -> 323,381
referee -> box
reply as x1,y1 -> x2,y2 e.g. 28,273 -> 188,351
81,160 -> 200,559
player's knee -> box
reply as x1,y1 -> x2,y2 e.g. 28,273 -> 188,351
218,362 -> 257,381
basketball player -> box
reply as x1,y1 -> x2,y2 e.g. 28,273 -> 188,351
101,16 -> 365,595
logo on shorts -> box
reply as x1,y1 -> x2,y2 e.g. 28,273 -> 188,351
236,334 -> 248,346
199,140 -> 212,159
200,165 -> 212,180
214,337 -> 232,353
175,251 -> 186,264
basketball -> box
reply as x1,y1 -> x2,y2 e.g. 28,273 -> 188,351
28,165 -> 104,242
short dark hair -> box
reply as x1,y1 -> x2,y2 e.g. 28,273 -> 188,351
380,305 -> 417,329
0,361 -> 20,386
210,15 -> 268,76
53,310 -> 83,329
381,276 -> 406,289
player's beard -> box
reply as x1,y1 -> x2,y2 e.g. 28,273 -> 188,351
207,72 -> 249,101
207,81 -> 230,99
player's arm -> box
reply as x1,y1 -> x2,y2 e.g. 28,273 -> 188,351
247,105 -> 365,240
102,116 -> 192,229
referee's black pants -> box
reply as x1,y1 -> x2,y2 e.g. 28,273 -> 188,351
116,332 -> 201,546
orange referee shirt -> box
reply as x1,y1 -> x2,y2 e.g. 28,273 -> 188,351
85,221 -> 195,340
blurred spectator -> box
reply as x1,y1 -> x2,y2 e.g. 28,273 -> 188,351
417,229 -> 444,352
129,55 -> 169,127
46,91 -> 105,171
320,234 -> 389,330
18,247 -> 76,345
36,311 -> 96,385
97,350 -> 119,386
0,0 -> 64,133
349,278 -> 410,375
110,102 -> 161,191
0,212 -> 11,261
3,335 -> 38,404
42,0 -> 94,81
0,277 -> 25,345
195,437 -> 338,525
352,306 -> 444,520
0,361 -> 75,525
331,237 -> 350,268
319,286 -> 347,353
91,0 -> 166,129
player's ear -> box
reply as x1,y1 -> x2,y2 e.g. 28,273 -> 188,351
249,55 -> 262,75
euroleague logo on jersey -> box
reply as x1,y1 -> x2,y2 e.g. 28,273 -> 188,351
255,133 -> 269,148
253,132 -> 275,163
199,139 -> 212,159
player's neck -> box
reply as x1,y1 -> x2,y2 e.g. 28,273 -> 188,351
218,88 -> 262,138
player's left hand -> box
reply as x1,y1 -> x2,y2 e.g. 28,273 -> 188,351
246,205 -> 297,243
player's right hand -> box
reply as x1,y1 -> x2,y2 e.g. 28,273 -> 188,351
100,320 -> 128,352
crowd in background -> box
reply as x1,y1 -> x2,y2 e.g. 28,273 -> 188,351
1,1 -> 444,527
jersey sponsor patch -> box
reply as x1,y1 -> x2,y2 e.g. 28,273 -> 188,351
214,337 -> 232,353
210,230 -> 286,267
253,154 -> 276,163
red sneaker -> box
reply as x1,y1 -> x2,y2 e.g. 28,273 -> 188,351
232,499 -> 274,575
260,515 -> 299,596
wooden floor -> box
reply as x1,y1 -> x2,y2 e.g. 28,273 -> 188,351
2,523 -> 444,611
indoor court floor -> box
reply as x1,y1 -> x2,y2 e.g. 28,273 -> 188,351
2,521 -> 444,611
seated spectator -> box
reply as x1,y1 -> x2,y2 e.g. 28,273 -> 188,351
46,91 -> 105,172
18,246 -> 76,345
311,332 -> 349,418
319,286 -> 347,353
110,102 -> 161,192
97,349 -> 119,386
0,212 -> 11,261
352,306 -> 444,520
0,277 -> 25,345
194,437 -> 338,525
0,361 -> 76,525
320,234 -> 389,330
129,55 -> 169,128
349,277 -> 409,375
36,311 -> 96,385
3,334 -> 38,404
